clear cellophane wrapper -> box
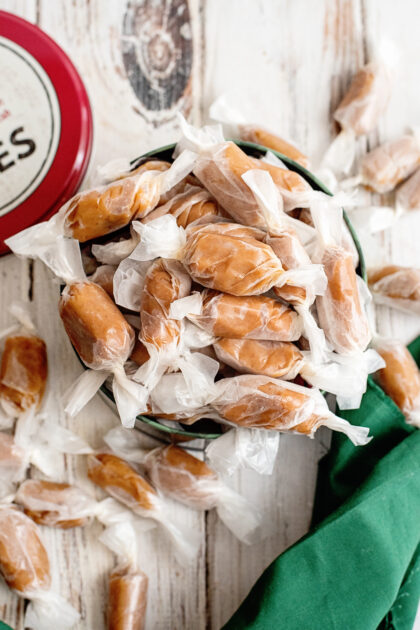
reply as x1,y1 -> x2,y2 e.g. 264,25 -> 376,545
0,305 -> 92,495
368,266 -> 420,316
321,49 -> 396,179
100,517 -> 149,630
13,476 -> 152,630
59,274 -> 148,428
104,426 -> 261,544
212,337 -> 383,409
87,452 -> 199,565
176,114 -> 311,228
4,149 -> 196,267
358,132 -> 420,194
208,94 -> 310,168
205,427 -> 280,476
210,374 -> 371,445
142,184 -> 221,228
311,199 -> 372,354
0,505 -> 80,630
372,336 -> 420,427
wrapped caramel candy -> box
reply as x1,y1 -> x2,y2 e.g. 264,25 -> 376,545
104,429 -> 260,544
188,290 -> 302,341
239,126 -> 310,168
373,338 -> 420,427
145,444 -> 260,542
213,337 -> 381,409
98,512 -> 150,630
359,134 -> 420,193
143,185 -> 221,228
5,151 -> 195,285
211,375 -> 371,444
90,264 -> 117,297
321,56 -> 394,179
60,281 -> 147,427
60,282 -> 134,369
140,259 -> 191,352
183,222 -> 285,295
176,116 -> 309,228
311,201 -> 371,354
133,217 -> 311,299
108,565 -> 148,630
15,479 -> 95,528
0,334 -> 47,417
209,95 -> 310,168
368,265 -> 420,315
334,61 -> 392,136
0,506 -> 79,628
88,453 -> 198,562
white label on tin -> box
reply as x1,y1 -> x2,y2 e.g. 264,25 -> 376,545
0,36 -> 61,217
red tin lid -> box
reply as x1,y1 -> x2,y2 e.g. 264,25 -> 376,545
0,11 -> 93,253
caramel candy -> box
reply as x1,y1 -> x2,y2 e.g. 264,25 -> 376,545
108,566 -> 148,630
0,506 -> 51,593
191,290 -> 302,340
0,335 -> 47,414
87,453 -> 157,514
368,265 -> 420,314
239,125 -> 309,168
360,135 -> 420,193
396,167 -> 420,211
59,281 -> 135,369
193,141 -> 307,227
65,181 -> 139,242
334,62 -> 391,135
143,186 -> 221,228
184,222 -> 284,296
130,339 -> 150,366
140,259 -> 191,350
145,445 -> 219,510
15,480 -> 92,529
64,161 -> 171,242
374,339 -> 420,424
91,265 -> 117,297
212,375 -> 323,434
214,338 -> 304,379
316,246 -> 370,354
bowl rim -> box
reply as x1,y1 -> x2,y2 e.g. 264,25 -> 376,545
98,140 -> 366,440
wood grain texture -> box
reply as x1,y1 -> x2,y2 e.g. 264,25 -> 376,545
1,1 -> 420,629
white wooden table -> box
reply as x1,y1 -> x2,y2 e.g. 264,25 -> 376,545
1,1 -> 420,629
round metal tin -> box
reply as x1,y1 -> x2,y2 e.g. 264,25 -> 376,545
0,11 -> 93,253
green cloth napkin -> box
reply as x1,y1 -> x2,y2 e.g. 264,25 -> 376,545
223,337 -> 420,630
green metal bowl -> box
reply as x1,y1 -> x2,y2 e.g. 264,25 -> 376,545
98,141 -> 365,442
